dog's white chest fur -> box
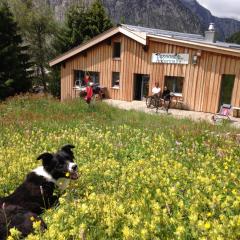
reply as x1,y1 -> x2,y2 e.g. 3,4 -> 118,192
33,166 -> 56,184
33,166 -> 70,190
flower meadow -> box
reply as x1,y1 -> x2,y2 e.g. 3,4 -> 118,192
0,95 -> 240,240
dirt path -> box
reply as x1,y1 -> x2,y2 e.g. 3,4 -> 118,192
104,99 -> 240,128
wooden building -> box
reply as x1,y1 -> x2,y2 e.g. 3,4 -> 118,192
49,24 -> 240,114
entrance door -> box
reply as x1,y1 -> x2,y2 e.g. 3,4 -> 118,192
134,74 -> 149,100
219,74 -> 235,109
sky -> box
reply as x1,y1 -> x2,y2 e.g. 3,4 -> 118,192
197,0 -> 240,20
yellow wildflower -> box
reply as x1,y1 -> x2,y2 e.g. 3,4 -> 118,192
204,222 -> 211,230
122,226 -> 131,238
175,226 -> 185,236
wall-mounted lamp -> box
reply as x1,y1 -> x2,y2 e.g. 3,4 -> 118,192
192,50 -> 201,64
192,55 -> 198,65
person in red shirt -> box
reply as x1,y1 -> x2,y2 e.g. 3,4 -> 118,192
85,82 -> 93,104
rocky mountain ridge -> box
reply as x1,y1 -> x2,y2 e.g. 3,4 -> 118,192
180,0 -> 240,40
47,0 -> 240,40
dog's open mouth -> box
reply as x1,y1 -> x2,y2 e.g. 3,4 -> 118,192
69,171 -> 79,180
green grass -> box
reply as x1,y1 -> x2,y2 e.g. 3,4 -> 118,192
0,95 -> 240,240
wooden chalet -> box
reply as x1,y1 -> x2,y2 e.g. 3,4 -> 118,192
49,24 -> 240,114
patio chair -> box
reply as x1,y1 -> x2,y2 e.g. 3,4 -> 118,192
212,104 -> 232,122
170,93 -> 184,109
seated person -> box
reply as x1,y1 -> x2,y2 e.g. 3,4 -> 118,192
93,84 -> 105,100
162,86 -> 171,112
162,86 -> 171,101
152,82 -> 161,97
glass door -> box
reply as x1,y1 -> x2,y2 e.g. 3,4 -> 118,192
134,74 -> 149,100
141,75 -> 150,100
219,74 -> 235,108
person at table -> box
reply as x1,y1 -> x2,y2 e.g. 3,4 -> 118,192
152,82 -> 161,97
162,86 -> 171,112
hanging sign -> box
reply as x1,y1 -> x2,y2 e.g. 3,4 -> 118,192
152,53 -> 189,64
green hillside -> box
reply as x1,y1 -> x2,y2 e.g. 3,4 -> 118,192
0,95 -> 239,239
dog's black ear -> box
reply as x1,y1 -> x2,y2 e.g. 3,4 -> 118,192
61,144 -> 75,152
37,152 -> 53,162
61,144 -> 75,159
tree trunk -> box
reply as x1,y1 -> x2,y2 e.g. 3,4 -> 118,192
40,64 -> 47,90
36,27 -> 47,91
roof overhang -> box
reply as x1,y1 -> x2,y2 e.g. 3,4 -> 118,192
50,25 -> 240,67
49,26 -> 147,67
148,34 -> 240,58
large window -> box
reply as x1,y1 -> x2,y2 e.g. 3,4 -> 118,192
74,70 -> 100,87
74,70 -> 85,87
112,72 -> 120,88
164,76 -> 184,94
113,42 -> 121,58
88,71 -> 100,84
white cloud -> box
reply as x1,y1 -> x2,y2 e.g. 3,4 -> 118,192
197,0 -> 240,20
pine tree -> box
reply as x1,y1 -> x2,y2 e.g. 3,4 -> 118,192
8,0 -> 57,90
0,1 -> 31,100
85,0 -> 113,40
54,0 -> 113,54
53,4 -> 87,53
226,31 -> 240,44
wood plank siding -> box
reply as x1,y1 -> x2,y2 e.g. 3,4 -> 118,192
60,34 -> 240,113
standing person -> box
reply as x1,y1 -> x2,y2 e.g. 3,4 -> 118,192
85,82 -> 93,104
152,82 -> 161,96
162,86 -> 171,112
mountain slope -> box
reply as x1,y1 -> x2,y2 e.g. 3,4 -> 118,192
102,0 -> 202,34
180,0 -> 240,40
48,0 -> 240,40
48,0 -> 202,33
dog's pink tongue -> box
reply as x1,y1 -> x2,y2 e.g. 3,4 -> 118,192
70,171 -> 79,180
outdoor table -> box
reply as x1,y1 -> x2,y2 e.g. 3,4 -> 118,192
170,93 -> 184,109
232,106 -> 240,118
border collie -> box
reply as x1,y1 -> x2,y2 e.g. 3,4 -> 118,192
0,144 -> 78,240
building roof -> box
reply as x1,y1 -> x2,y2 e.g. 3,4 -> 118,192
121,24 -> 205,41
50,24 -> 240,66
122,24 -> 240,50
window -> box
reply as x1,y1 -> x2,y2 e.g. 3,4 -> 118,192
89,71 -> 100,84
74,70 -> 100,87
74,70 -> 85,87
113,42 -> 121,58
112,72 -> 120,88
164,76 -> 184,94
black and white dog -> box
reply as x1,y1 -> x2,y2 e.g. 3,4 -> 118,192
0,144 -> 78,240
